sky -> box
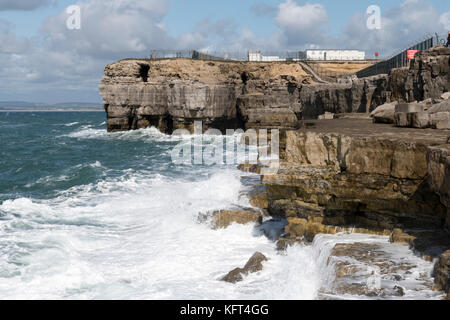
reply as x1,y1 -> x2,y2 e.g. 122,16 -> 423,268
0,0 -> 449,103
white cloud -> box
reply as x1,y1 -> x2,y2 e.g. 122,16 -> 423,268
0,0 -> 449,103
0,19 -> 31,53
275,0 -> 328,46
342,0 -> 449,57
440,12 -> 450,30
0,0 -> 202,102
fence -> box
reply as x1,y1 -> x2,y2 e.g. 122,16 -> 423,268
355,33 -> 445,78
147,50 -> 309,61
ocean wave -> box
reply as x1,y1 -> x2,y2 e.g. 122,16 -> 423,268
64,122 -> 79,127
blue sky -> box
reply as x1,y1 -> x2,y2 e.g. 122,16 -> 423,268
0,0 -> 448,103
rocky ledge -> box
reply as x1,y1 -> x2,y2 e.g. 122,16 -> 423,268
250,118 -> 450,297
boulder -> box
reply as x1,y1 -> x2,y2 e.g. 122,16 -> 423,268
429,100 -> 450,114
394,112 -> 409,127
249,192 -> 269,210
430,112 -> 450,129
436,120 -> 450,130
370,102 -> 397,124
410,112 -> 430,129
441,92 -> 450,100
222,252 -> 268,283
417,98 -> 434,111
211,209 -> 262,229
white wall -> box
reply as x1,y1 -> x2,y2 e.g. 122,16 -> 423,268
248,51 -> 285,62
306,50 -> 365,61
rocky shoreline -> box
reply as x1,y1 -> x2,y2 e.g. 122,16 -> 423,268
99,47 -> 450,299
239,118 -> 450,298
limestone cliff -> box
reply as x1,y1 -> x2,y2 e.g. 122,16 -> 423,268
99,59 -> 312,132
261,119 -> 449,241
99,59 -> 388,133
99,48 -> 449,133
300,47 -> 450,117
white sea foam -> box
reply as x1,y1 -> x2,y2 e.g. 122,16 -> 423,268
65,122 -> 79,127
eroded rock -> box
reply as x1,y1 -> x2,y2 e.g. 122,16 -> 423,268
211,209 -> 262,229
434,250 -> 450,299
222,252 -> 268,283
370,102 -> 397,124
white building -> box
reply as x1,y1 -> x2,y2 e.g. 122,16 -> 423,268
305,49 -> 365,61
248,51 -> 285,62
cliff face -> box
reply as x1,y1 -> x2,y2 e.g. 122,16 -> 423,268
99,48 -> 449,133
300,47 -> 450,117
390,47 -> 450,102
99,59 -> 312,133
261,120 -> 449,242
99,59 -> 390,133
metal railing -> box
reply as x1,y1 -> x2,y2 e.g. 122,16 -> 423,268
355,34 -> 445,78
146,50 -> 310,61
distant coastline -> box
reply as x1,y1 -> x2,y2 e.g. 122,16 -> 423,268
0,109 -> 104,112
0,101 -> 103,113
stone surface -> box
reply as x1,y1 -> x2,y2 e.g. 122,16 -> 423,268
430,112 -> 450,129
427,145 -> 450,229
390,47 -> 450,102
99,48 -> 450,132
429,99 -> 450,114
318,112 -> 335,120
434,250 -> 450,299
319,241 -> 439,299
442,92 -> 450,100
370,102 -> 397,124
436,120 -> 450,130
410,112 -> 430,129
211,209 -> 263,229
394,112 -> 409,127
99,59 -> 312,132
262,119 -> 448,242
222,252 -> 268,283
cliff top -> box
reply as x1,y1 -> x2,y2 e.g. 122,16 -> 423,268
304,118 -> 449,145
104,58 -> 314,84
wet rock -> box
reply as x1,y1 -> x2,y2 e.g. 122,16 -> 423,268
211,209 -> 262,229
410,112 -> 430,129
221,268 -> 245,284
393,285 -> 405,297
249,192 -> 268,210
434,250 -> 450,299
222,252 -> 268,283
320,241 -> 440,299
276,237 -> 300,251
243,252 -> 268,273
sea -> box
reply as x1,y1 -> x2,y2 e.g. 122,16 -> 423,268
0,112 -> 443,299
